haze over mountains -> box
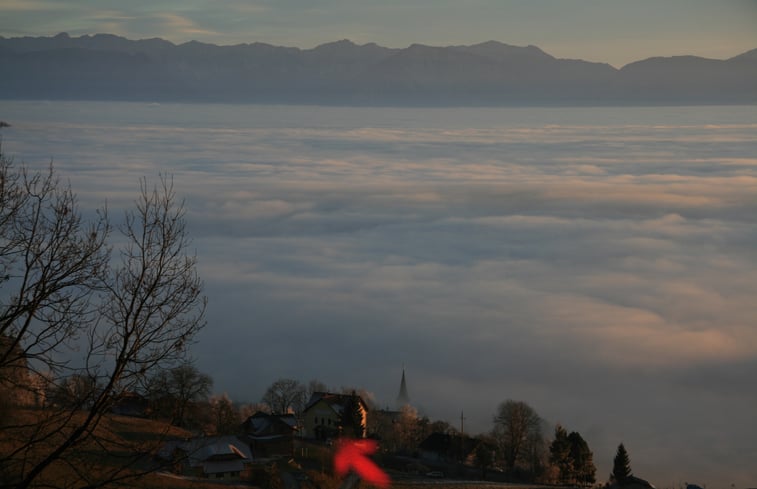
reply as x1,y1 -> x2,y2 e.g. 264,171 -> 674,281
1,33 -> 755,105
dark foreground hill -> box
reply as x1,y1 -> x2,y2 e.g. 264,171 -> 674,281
1,33 -> 755,106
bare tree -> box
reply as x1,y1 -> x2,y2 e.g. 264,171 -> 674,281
239,401 -> 270,419
0,151 -> 206,489
46,374 -> 102,410
261,378 -> 306,416
210,393 -> 240,435
339,385 -> 376,410
1,156 -> 110,398
146,362 -> 213,428
492,399 -> 544,475
306,378 -> 328,399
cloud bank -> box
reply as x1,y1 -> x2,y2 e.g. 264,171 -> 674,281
1,101 -> 756,486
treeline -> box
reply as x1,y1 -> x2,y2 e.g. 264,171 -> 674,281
254,378 -> 641,487
89,368 -> 601,485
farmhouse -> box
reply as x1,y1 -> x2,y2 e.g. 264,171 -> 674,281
242,411 -> 297,458
301,392 -> 368,440
160,435 -> 253,480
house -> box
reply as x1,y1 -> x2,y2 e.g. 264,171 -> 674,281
301,392 -> 368,440
368,408 -> 403,437
241,411 -> 297,459
610,475 -> 656,489
0,335 -> 33,407
159,435 -> 254,480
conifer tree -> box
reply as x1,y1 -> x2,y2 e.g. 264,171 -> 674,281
549,425 -> 573,483
340,393 -> 365,438
568,431 -> 596,485
549,426 -> 596,485
612,443 -> 633,484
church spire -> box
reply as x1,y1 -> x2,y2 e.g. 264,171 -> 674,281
397,366 -> 410,407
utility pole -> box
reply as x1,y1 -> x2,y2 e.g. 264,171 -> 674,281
460,410 -> 466,464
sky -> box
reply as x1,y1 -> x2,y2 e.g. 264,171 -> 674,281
0,0 -> 755,67
1,102 -> 756,487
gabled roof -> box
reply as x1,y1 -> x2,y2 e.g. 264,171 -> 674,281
625,476 -> 656,489
161,435 -> 252,469
303,392 -> 368,414
611,476 -> 656,489
244,411 -> 297,436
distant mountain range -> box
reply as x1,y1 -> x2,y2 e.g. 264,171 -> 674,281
1,33 -> 755,106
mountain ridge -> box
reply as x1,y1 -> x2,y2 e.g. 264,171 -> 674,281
0,33 -> 754,106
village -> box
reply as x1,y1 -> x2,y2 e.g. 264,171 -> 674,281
0,349 -> 488,486
108,368 -> 617,488
149,370 -> 492,484
2,345 -> 617,488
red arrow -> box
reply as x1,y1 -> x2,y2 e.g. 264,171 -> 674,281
334,439 -> 390,488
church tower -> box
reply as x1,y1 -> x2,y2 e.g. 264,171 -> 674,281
396,367 -> 410,408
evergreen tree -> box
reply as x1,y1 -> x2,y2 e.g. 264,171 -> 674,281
549,424 -> 573,483
549,426 -> 596,486
568,431 -> 596,486
340,393 -> 365,438
612,443 -> 633,484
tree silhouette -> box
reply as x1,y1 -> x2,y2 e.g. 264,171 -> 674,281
549,424 -> 573,483
146,362 -> 213,427
211,392 -> 240,434
492,399 -> 544,474
340,392 -> 365,438
568,431 -> 596,485
612,443 -> 633,484
474,435 -> 496,479
549,425 -> 596,486
0,151 -> 206,489
261,378 -> 306,416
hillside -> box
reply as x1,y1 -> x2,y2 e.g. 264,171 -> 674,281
0,408 -> 215,488
0,33 -> 755,105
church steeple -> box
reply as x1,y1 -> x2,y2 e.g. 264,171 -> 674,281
397,367 -> 410,407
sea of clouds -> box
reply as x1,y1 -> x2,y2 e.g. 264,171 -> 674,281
1,101 -> 755,486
